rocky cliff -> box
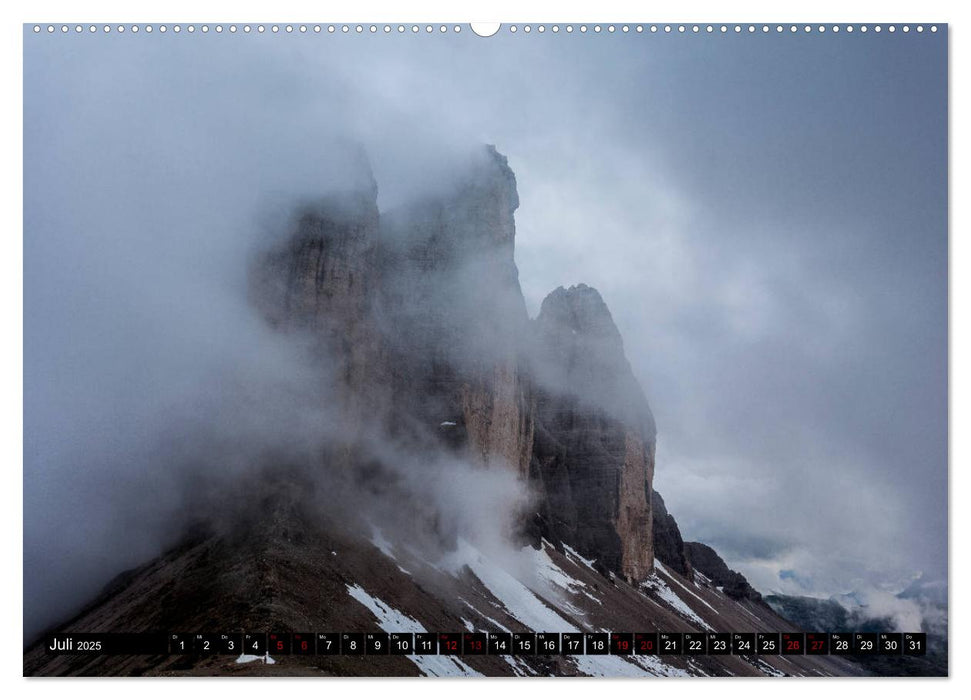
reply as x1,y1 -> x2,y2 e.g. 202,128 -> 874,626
249,145 -> 657,583
683,542 -> 763,602
375,146 -> 534,477
529,284 -> 656,582
248,164 -> 390,445
652,491 -> 693,578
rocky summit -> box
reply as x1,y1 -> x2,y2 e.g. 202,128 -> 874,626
530,283 -> 655,582
25,146 -> 859,677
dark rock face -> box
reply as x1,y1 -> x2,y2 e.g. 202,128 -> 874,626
375,146 -> 534,476
684,541 -> 762,602
248,171 -> 391,443
531,284 -> 655,438
651,491 -> 692,578
249,145 -> 657,582
529,284 -> 656,582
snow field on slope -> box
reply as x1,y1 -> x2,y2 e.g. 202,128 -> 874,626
443,538 -> 579,633
352,540 -> 704,677
529,541 -> 600,604
562,543 -> 597,570
643,570 -> 714,630
573,653 -> 689,677
655,560 -> 718,613
345,583 -> 482,676
460,598 -> 511,632
441,539 -> 692,676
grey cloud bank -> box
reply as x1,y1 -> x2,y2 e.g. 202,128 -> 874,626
23,28 -> 946,636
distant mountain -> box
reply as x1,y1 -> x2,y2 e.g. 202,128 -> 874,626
765,594 -> 876,632
899,576 -> 948,610
765,587 -> 947,677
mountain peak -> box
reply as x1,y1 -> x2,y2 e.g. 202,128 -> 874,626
538,283 -> 621,341
534,284 -> 655,441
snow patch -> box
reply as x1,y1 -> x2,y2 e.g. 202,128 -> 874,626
643,574 -> 713,631
443,538 -> 578,633
572,654 -> 680,677
235,653 -> 276,665
562,543 -> 597,570
530,544 -> 587,592
503,655 -> 534,676
580,590 -> 602,605
347,584 -> 426,633
686,658 -> 711,676
655,561 -> 719,613
752,658 -> 786,677
418,656 -> 481,677
345,583 -> 482,677
524,542 -> 602,606
629,654 -> 692,677
460,599 -> 511,632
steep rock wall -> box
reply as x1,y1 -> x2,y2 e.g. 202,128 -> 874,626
248,175 -> 391,444
376,146 -> 534,476
652,490 -> 693,578
684,541 -> 763,602
530,284 -> 656,582
249,147 -> 659,583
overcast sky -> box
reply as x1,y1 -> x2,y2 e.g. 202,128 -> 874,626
24,26 -> 947,633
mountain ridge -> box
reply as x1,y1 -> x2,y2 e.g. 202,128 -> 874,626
25,145 -> 863,677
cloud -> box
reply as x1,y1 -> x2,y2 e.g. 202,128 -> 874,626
23,27 -> 947,638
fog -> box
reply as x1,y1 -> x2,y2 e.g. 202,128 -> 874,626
24,27 -> 947,638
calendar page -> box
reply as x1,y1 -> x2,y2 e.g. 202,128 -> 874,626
22,16 -> 948,679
